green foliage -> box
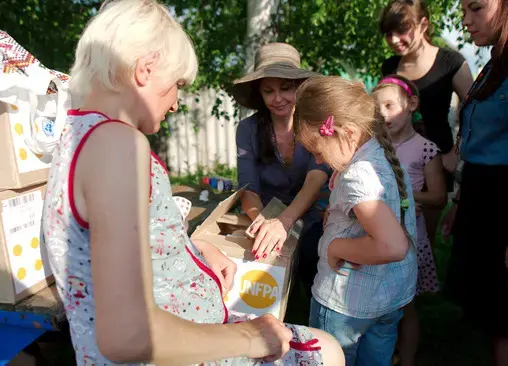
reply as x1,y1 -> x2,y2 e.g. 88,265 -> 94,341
0,0 -> 462,91
170,0 -> 461,88
1,0 -> 463,166
166,0 -> 462,140
0,0 -> 101,73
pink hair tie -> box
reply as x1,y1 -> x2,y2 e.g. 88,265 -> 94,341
319,116 -> 335,136
378,77 -> 413,97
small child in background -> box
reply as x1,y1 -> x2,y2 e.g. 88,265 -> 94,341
373,75 -> 446,366
295,75 -> 418,366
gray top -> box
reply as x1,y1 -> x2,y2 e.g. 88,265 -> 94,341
236,113 -> 330,226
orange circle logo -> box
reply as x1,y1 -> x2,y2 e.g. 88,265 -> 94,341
239,270 -> 278,309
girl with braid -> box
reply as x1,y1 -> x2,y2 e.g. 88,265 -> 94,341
295,76 -> 418,366
373,75 -> 446,366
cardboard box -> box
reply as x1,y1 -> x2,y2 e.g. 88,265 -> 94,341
0,102 -> 51,190
191,188 -> 301,320
0,184 -> 54,304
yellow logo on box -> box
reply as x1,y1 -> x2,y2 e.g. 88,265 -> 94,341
17,267 -> 26,280
34,259 -> 43,271
13,244 -> 22,256
19,148 -> 28,161
31,237 -> 39,249
14,123 -> 23,136
239,270 -> 278,309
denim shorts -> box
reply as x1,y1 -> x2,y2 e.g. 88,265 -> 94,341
309,297 -> 403,366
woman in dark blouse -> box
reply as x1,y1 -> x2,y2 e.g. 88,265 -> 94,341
232,42 -> 329,301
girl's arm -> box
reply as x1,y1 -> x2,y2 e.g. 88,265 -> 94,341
327,200 -> 409,265
413,155 -> 447,208
78,123 -> 288,365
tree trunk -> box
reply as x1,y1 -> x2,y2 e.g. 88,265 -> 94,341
240,0 -> 279,119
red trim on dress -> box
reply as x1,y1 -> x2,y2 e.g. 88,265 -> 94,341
68,119 -> 132,229
67,109 -> 110,119
185,246 -> 229,324
150,151 -> 169,174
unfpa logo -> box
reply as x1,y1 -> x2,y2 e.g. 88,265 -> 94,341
239,270 -> 279,309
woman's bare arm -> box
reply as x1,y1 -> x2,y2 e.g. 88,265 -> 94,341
278,169 -> 328,228
76,123 -> 280,365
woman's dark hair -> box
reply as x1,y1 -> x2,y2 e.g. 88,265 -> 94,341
258,105 -> 277,164
380,0 -> 433,44
472,0 -> 508,100
254,79 -> 303,164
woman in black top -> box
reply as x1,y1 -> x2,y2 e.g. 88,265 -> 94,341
380,0 -> 473,177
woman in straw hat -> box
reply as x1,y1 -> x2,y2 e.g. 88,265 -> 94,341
232,42 -> 330,301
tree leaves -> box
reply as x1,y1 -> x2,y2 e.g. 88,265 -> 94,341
0,0 -> 462,143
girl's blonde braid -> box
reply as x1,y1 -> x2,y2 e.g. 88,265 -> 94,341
373,112 -> 413,245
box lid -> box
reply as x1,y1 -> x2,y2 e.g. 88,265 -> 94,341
191,185 -> 247,238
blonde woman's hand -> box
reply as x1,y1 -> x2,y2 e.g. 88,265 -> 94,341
241,314 -> 293,362
193,239 -> 237,294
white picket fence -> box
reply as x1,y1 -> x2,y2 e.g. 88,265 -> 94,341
163,88 -> 241,175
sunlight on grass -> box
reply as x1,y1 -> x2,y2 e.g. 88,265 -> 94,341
170,163 -> 237,187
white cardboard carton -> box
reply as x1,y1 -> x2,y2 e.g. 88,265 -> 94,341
0,102 -> 51,190
191,187 -> 301,320
0,184 -> 54,304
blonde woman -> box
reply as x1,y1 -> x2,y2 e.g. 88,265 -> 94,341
41,1 -> 343,365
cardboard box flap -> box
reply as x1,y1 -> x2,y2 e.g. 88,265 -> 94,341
197,232 -> 297,260
192,185 -> 247,238
216,213 -> 251,228
196,233 -> 291,267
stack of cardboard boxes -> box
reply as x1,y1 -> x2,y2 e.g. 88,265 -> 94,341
0,101 -> 54,304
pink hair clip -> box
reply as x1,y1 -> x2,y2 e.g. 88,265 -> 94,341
319,116 -> 335,136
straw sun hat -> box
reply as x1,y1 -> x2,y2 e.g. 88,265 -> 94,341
231,42 -> 319,110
